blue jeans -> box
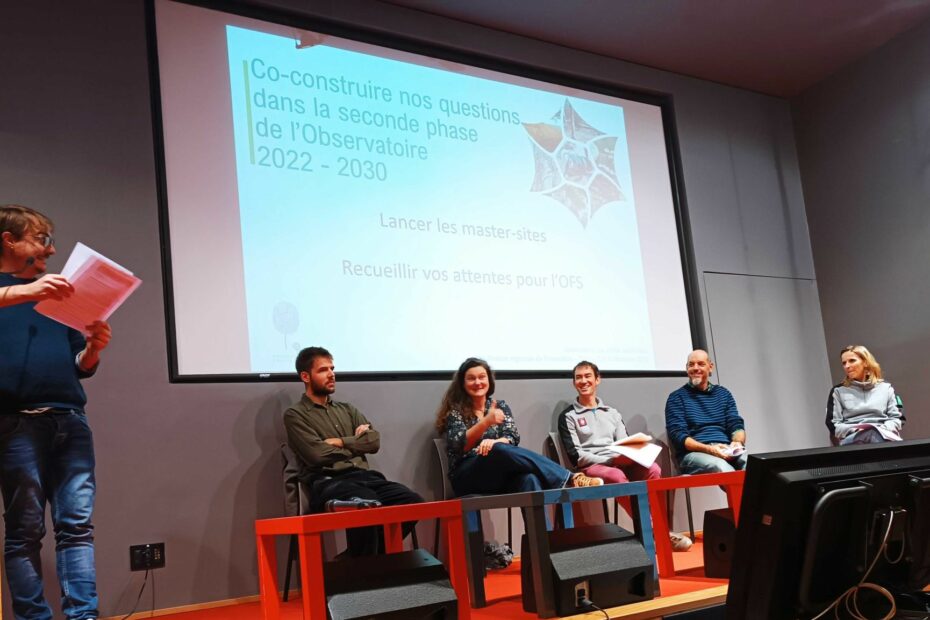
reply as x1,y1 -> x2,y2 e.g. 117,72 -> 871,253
450,443 -> 571,496
679,450 -> 747,474
0,412 -> 98,620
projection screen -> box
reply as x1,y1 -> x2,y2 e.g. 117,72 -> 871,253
149,0 -> 699,379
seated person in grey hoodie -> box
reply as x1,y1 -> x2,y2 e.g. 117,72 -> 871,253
826,345 -> 904,445
558,360 -> 692,551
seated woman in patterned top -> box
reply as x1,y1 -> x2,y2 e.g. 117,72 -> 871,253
436,357 -> 602,496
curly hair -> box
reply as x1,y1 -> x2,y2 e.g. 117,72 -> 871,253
435,357 -> 495,434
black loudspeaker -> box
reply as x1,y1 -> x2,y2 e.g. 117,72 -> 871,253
702,508 -> 736,578
323,549 -> 458,619
521,523 -> 655,616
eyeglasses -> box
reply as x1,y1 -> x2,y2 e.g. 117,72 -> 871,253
27,233 -> 54,248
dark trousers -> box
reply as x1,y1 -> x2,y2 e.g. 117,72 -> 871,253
450,443 -> 571,496
311,469 -> 423,556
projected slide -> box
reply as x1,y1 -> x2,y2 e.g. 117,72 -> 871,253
153,1 -> 693,376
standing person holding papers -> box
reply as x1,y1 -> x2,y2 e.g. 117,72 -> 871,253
558,360 -> 692,551
0,205 -> 110,620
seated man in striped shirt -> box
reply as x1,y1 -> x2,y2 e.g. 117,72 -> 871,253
664,349 -> 747,474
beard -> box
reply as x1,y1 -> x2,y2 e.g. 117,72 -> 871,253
310,380 -> 335,397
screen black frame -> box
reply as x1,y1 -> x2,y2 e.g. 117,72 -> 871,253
145,0 -> 704,383
726,439 -> 930,620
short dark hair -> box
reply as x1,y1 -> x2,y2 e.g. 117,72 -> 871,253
295,346 -> 332,374
572,360 -> 600,378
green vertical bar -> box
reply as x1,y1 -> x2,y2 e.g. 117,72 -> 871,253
243,60 -> 255,164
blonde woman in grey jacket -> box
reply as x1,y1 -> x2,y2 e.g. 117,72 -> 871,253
826,345 -> 904,445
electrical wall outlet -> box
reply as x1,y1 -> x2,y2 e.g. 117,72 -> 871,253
129,543 -> 165,571
574,580 -> 590,607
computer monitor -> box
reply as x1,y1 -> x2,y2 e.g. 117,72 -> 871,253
726,439 -> 930,619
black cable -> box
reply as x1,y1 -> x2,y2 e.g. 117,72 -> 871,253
151,569 -> 156,617
120,569 -> 149,620
580,597 -> 610,619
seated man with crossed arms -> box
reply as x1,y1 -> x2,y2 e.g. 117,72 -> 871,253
284,346 -> 423,556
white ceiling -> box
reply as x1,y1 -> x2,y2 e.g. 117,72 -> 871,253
378,0 -> 930,97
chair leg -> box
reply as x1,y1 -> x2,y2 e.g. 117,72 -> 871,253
507,508 -> 513,547
629,497 -> 643,539
410,524 -> 419,549
667,488 -> 697,539
283,534 -> 297,602
465,513 -> 488,607
550,503 -> 566,531
685,488 -> 695,540
601,498 -> 610,523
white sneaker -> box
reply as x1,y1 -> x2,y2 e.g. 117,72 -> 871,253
670,532 -> 693,551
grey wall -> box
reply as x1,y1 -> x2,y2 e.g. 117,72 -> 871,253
793,16 -> 930,441
1,1 -> 828,616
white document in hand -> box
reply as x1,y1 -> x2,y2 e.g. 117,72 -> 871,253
35,244 -> 141,333
616,432 -> 653,446
720,444 -> 746,458
608,441 -> 663,468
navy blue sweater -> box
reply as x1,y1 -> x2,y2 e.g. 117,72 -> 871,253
0,274 -> 93,413
664,382 -> 745,457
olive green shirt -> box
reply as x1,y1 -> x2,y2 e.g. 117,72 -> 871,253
283,394 -> 381,484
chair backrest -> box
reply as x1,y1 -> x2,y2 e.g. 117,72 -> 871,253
432,437 -> 454,500
281,443 -> 310,516
825,385 -> 840,446
653,437 -> 675,477
548,431 -> 574,471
